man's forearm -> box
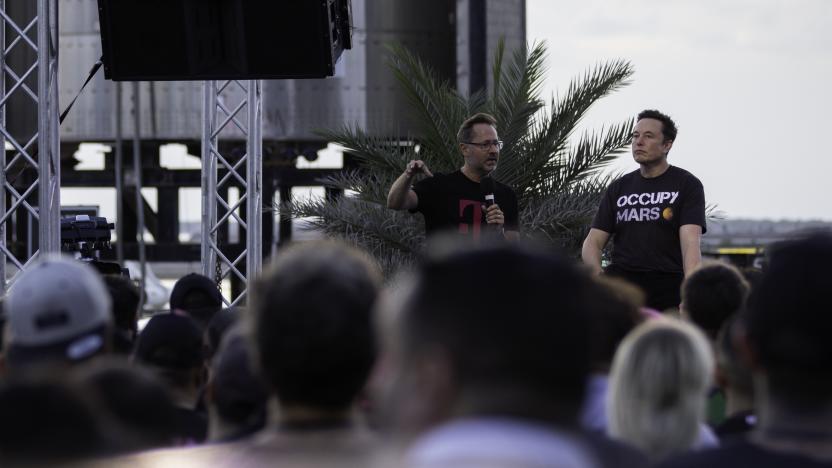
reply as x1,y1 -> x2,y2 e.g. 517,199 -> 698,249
581,244 -> 604,275
679,224 -> 703,277
682,246 -> 702,277
387,172 -> 413,210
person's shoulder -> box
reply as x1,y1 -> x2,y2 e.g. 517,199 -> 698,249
605,170 -> 639,191
618,169 -> 642,182
668,166 -> 704,185
495,179 -> 517,196
413,171 -> 450,189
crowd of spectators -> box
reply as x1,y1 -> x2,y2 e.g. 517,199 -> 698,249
0,232 -> 830,467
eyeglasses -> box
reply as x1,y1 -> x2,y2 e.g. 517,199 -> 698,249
463,140 -> 503,150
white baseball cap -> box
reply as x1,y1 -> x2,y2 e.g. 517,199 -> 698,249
5,256 -> 112,365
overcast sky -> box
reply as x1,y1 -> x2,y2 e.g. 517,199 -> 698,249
526,0 -> 832,221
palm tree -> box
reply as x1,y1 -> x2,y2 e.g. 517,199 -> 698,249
289,40 -> 634,275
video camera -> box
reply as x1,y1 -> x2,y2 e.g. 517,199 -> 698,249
60,215 -> 127,277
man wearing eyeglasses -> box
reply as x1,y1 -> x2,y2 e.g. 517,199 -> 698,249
582,109 -> 706,312
387,113 -> 519,242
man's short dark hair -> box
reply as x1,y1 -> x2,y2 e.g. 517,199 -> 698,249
745,232 -> 832,404
637,109 -> 677,142
132,314 -> 206,391
457,112 -> 498,143
402,245 -> 594,421
250,241 -> 380,411
682,262 -> 750,338
210,328 -> 268,437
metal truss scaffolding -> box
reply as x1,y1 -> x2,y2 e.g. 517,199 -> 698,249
0,0 -> 60,292
201,80 -> 262,307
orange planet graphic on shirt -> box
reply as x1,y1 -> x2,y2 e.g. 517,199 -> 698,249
662,207 -> 674,221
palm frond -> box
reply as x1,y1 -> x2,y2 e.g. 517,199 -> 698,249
545,120 -> 634,194
549,59 -> 634,144
385,43 -> 467,169
316,125 -> 421,175
288,195 -> 424,275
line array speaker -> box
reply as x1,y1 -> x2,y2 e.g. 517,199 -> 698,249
96,0 -> 352,81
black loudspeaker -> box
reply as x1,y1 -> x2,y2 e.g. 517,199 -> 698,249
96,0 -> 352,81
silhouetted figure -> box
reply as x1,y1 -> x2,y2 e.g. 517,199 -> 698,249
132,313 -> 208,445
103,275 -> 141,356
381,244 -> 643,467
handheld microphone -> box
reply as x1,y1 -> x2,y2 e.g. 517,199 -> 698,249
481,176 -> 496,208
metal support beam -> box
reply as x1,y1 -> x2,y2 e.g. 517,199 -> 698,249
37,0 -> 58,255
201,80 -> 262,307
0,0 -> 59,291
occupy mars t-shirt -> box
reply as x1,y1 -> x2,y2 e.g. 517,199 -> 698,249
592,166 -> 706,273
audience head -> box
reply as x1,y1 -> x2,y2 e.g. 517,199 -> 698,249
205,306 -> 238,360
4,256 -> 112,371
740,266 -> 764,294
207,325 -> 269,441
588,277 -> 644,372
169,273 -> 223,330
744,232 -> 832,408
249,240 -> 381,414
75,359 -> 180,452
608,319 -> 714,461
385,244 -> 595,432
0,373 -> 105,463
715,316 -> 754,401
103,275 -> 141,355
132,313 -> 207,404
681,261 -> 749,339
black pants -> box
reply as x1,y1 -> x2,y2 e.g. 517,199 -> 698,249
604,265 -> 684,312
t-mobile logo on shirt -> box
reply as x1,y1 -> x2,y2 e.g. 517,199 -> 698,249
616,191 -> 679,223
458,199 -> 484,239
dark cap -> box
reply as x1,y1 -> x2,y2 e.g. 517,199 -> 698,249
169,273 -> 223,318
133,314 -> 204,370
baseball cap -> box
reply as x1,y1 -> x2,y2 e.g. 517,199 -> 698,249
133,313 -> 204,370
5,256 -> 112,366
169,273 -> 222,320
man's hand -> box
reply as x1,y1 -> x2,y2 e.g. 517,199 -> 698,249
483,203 -> 520,241
404,160 -> 433,179
484,203 -> 505,227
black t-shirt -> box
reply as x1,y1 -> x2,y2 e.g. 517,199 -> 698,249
592,166 -> 706,273
655,439 -> 832,468
413,170 -> 519,240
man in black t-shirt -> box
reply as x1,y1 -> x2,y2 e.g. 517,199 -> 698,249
582,109 -> 706,311
386,113 -> 519,242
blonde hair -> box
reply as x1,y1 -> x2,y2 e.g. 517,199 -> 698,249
607,318 -> 714,461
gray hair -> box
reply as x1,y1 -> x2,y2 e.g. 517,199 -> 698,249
607,318 -> 714,461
